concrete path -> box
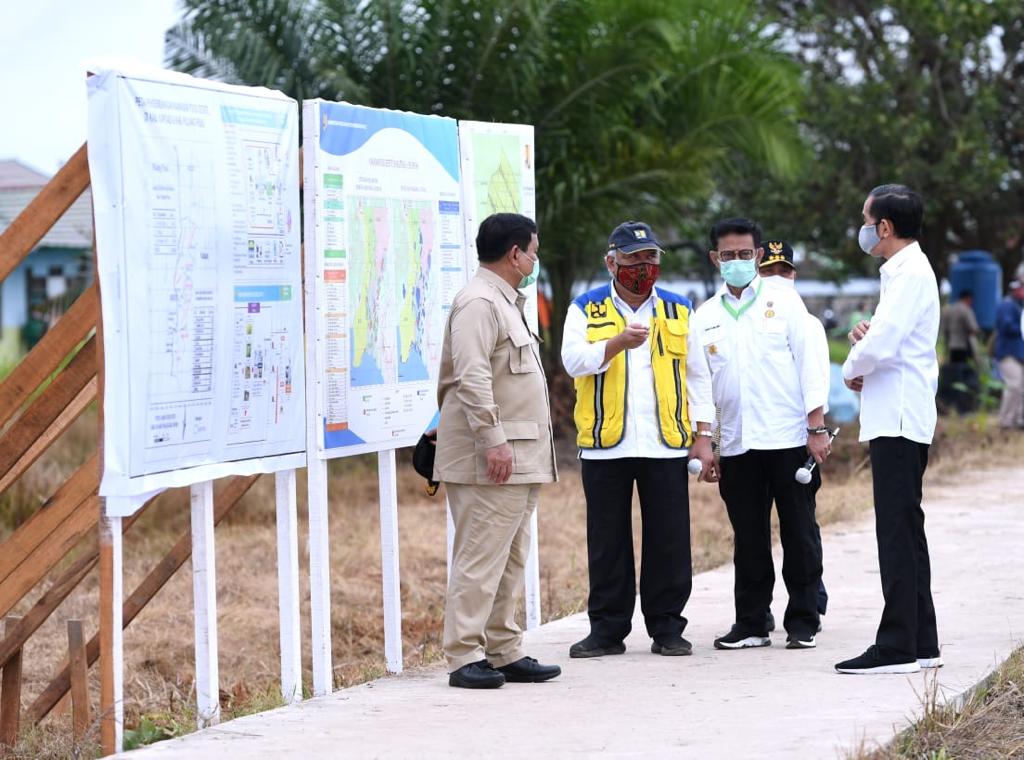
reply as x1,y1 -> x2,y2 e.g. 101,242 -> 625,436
123,467 -> 1024,759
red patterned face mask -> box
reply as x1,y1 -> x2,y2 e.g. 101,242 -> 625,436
615,262 -> 660,295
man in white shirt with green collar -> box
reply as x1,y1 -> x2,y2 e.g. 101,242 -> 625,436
692,217 -> 830,652
836,184 -> 941,675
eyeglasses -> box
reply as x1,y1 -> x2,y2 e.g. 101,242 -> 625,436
715,249 -> 756,262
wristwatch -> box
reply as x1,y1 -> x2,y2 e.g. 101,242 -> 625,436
806,426 -> 829,435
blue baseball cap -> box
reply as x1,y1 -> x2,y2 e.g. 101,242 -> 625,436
607,221 -> 663,255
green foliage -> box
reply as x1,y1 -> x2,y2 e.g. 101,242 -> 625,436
733,0 -> 1024,281
165,0 -> 806,363
123,718 -> 175,750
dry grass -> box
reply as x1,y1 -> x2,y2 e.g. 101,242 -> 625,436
848,646 -> 1024,760
3,411 -> 1024,758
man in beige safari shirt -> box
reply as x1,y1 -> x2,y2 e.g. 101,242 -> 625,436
435,212 -> 559,689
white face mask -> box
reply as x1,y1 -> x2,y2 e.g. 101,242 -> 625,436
858,224 -> 881,255
766,275 -> 796,289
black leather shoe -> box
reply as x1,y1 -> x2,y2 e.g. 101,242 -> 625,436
650,635 -> 693,656
569,635 -> 626,659
449,660 -> 505,689
495,656 -> 561,683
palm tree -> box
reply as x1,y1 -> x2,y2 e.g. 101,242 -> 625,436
167,0 -> 805,364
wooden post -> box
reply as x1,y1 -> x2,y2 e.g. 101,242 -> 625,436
0,616 -> 23,747
98,515 -> 123,754
67,619 -> 90,741
525,512 -> 542,630
274,469 -> 302,704
190,481 -> 220,727
377,450 -> 403,674
306,457 -> 333,696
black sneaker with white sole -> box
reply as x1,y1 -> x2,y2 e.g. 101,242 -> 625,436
714,626 -> 771,650
835,645 -> 920,674
785,635 -> 816,650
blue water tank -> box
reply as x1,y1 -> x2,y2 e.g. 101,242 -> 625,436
948,250 -> 1001,330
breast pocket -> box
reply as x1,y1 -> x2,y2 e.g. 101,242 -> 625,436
661,318 -> 688,356
756,317 -> 790,350
507,326 -> 538,374
702,327 -> 729,371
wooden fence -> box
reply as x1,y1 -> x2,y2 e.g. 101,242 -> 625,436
0,144 -> 260,755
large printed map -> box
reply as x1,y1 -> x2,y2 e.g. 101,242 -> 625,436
304,101 -> 465,456
88,68 -> 306,498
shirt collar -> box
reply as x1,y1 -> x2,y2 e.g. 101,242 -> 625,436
719,275 -> 762,303
880,240 -> 922,275
477,266 -> 520,305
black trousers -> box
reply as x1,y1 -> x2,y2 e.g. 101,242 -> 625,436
718,447 -> 822,639
581,457 -> 691,643
768,464 -> 829,616
869,437 -> 938,660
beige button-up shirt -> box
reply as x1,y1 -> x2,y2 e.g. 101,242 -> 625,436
434,268 -> 558,485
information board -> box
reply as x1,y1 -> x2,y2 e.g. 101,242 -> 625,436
302,101 -> 466,457
457,121 -> 538,327
88,67 -> 306,497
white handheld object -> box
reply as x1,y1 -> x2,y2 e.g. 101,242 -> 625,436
794,427 -> 840,484
687,458 -> 703,476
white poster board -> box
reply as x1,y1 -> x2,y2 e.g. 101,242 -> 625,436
88,67 -> 306,499
302,100 -> 467,458
457,121 -> 538,327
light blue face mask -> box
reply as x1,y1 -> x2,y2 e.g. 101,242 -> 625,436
720,259 -> 757,288
517,255 -> 539,289
858,224 -> 881,255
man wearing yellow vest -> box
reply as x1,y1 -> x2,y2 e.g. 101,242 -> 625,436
561,221 -> 715,658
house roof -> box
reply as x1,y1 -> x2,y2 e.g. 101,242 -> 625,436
0,159 -> 93,250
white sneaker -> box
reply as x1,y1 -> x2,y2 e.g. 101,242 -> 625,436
786,636 -> 816,650
918,656 -> 943,668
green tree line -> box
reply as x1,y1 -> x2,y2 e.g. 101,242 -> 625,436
166,0 -> 1024,367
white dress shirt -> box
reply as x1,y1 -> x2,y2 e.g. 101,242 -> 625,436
842,241 -> 939,444
561,284 -> 714,459
691,276 -> 828,456
766,277 -> 831,414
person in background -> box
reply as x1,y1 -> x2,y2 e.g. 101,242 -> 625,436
561,220 -> 715,659
692,218 -> 829,652
434,212 -> 560,689
938,290 -> 980,414
758,240 -> 830,627
995,280 -> 1024,429
837,184 -> 940,675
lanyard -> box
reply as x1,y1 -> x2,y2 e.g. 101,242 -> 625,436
720,280 -> 762,321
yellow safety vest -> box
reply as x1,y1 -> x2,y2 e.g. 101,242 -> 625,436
572,284 -> 692,449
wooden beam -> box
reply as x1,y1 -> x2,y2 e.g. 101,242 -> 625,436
0,144 -> 90,284
67,620 -> 90,741
0,455 -> 98,607
27,475 -> 258,724
0,283 -> 97,431
0,617 -> 23,747
0,335 -> 96,478
0,378 -> 97,497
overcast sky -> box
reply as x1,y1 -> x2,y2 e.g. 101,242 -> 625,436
0,0 -> 182,175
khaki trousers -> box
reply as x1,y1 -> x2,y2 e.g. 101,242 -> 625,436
998,357 -> 1024,428
443,482 -> 539,671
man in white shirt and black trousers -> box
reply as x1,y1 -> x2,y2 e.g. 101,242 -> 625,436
836,184 -> 942,675
691,218 -> 830,652
758,239 -> 832,626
